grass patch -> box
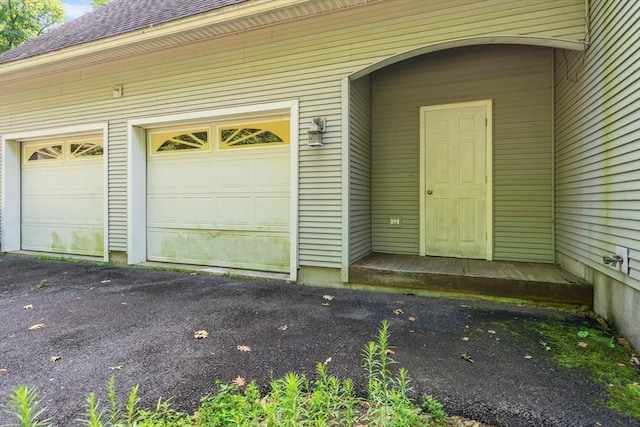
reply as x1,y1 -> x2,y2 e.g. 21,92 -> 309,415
2,321 -> 471,427
34,254 -> 109,267
500,316 -> 640,419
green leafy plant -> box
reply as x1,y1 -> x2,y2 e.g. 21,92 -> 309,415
423,395 -> 446,426
83,392 -> 105,427
4,322 -> 453,426
134,398 -> 192,426
197,381 -> 262,426
362,320 -> 428,427
36,279 -> 49,289
2,386 -> 52,427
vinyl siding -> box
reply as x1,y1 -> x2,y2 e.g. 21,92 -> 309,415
371,45 -> 554,262
0,0 -> 585,266
554,0 -> 640,288
349,75 -> 372,262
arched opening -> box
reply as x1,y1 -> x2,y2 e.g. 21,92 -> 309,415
347,37 -> 584,269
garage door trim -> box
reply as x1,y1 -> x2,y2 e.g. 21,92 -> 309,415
1,123 -> 109,260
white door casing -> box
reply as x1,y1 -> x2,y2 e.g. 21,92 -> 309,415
419,100 -> 493,259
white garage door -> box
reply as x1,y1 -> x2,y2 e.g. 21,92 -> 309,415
21,138 -> 104,256
146,119 -> 290,273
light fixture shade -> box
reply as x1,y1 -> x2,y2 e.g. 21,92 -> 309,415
308,118 -> 324,147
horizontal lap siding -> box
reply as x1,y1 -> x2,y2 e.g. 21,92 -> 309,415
372,45 -> 554,262
554,0 -> 640,288
349,76 -> 372,262
0,0 -> 585,264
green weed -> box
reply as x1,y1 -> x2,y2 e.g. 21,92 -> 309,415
2,386 -> 51,427
4,323 -> 451,426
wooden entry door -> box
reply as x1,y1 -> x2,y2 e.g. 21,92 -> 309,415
420,101 -> 491,259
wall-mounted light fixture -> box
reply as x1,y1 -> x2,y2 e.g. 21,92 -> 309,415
307,118 -> 325,147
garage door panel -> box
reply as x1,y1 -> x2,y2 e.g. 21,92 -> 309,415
43,169 -> 67,193
72,198 -> 102,221
217,197 -> 252,226
21,169 -> 45,193
182,232 -> 216,262
148,196 -> 181,225
180,161 -> 213,190
217,159 -> 251,189
256,157 -> 289,187
67,166 -> 102,193
148,162 -> 180,192
21,139 -> 104,257
256,197 -> 289,227
252,235 -> 290,269
21,224 -> 103,256
23,196 -> 68,221
147,229 -> 180,259
147,122 -> 290,272
179,197 -> 216,225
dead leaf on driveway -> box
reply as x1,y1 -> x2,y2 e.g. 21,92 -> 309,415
101,280 -> 111,284
194,330 -> 209,339
23,304 -> 33,310
325,357 -> 332,364
488,330 -> 496,335
237,345 -> 251,352
408,316 -> 416,322
109,366 -> 123,370
393,308 -> 404,315
577,341 -> 588,348
28,323 -> 45,330
462,336 -> 470,341
278,325 -> 288,331
323,295 -> 334,301
233,376 -> 246,387
631,356 -> 640,367
50,356 -> 62,362
461,352 -> 474,363
385,349 -> 395,355
0,368 -> 7,374
321,303 -> 330,307
524,355 -> 533,360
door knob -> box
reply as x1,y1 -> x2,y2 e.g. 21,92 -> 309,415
427,190 -> 433,195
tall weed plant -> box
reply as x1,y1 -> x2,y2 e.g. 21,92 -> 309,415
3,322 -> 447,427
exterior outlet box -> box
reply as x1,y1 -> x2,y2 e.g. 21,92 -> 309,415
388,216 -> 402,227
615,246 -> 629,274
112,85 -> 123,98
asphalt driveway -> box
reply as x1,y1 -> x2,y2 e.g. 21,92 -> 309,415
0,254 -> 637,426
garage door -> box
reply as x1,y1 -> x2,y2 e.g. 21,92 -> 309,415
146,119 -> 290,273
21,138 -> 104,256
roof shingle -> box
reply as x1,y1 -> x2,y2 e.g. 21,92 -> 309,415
0,0 -> 248,64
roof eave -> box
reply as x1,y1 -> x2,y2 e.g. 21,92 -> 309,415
0,0 -> 378,78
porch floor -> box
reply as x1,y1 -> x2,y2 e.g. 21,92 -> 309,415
349,253 -> 592,305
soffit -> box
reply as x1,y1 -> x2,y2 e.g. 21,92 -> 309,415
0,0 -> 381,82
